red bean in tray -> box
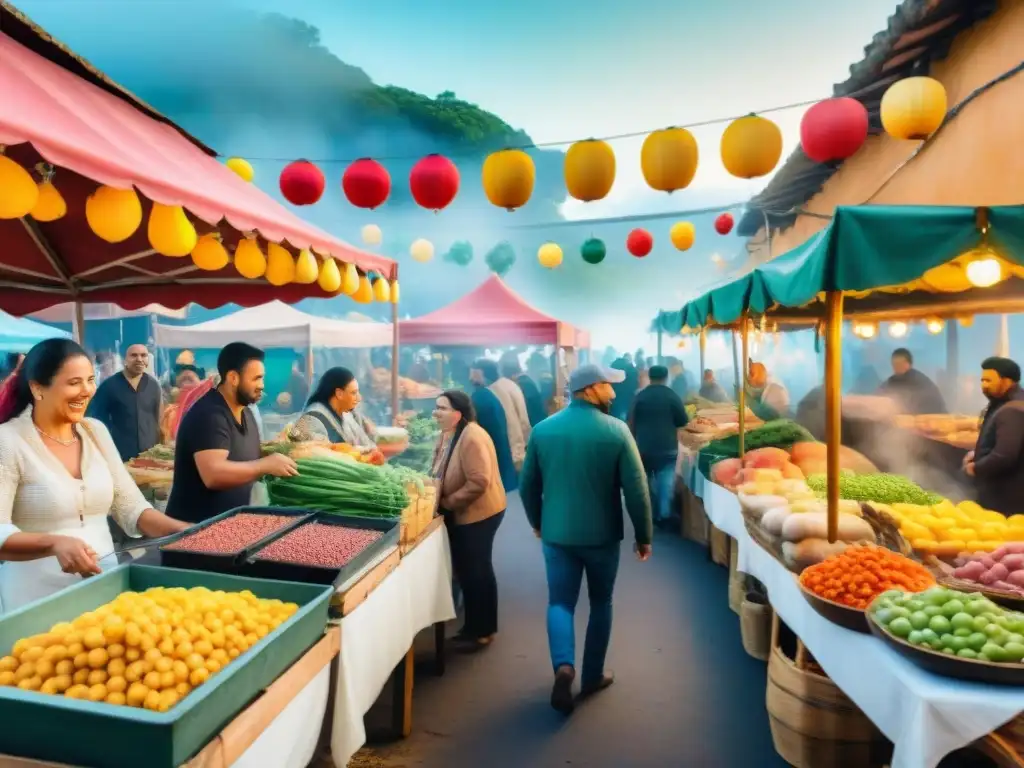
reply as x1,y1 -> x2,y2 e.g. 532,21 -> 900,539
164,513 -> 295,553
256,523 -> 383,568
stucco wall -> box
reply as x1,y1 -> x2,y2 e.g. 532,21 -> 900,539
749,0 -> 1024,262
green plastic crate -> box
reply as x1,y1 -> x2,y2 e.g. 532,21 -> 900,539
0,564 -> 332,767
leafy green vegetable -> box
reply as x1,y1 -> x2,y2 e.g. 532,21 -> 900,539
806,473 -> 943,506
266,456 -> 412,518
703,419 -> 816,459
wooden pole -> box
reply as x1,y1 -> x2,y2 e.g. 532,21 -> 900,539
72,300 -> 85,346
824,291 -> 844,544
390,301 -> 400,425
699,328 -> 707,379
738,315 -> 749,459
946,321 -> 959,412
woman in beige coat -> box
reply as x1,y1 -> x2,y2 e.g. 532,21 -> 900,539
432,390 -> 506,652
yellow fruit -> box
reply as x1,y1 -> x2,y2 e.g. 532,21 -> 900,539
144,648 -> 163,665
205,658 -> 222,675
87,648 -> 109,670
0,656 -> 17,673
66,643 -> 84,658
126,683 -> 149,708
189,667 -> 210,687
14,663 -> 35,682
143,671 -> 162,690
0,671 -> 15,686
125,661 -> 145,683
65,684 -> 90,700
175,682 -> 192,697
73,669 -> 90,685
193,639 -> 213,658
125,648 -> 141,663
43,645 -> 68,664
966,540 -> 990,553
21,647 -> 44,664
87,669 -> 108,686
34,659 -> 54,679
982,541 -> 1003,552
82,628 -> 105,651
160,671 -> 176,689
18,677 -> 41,691
50,623 -> 74,638
107,643 -> 125,660
51,674 -> 71,693
107,658 -> 126,678
172,660 -> 189,683
103,624 -> 126,644
106,692 -> 127,706
185,653 -> 205,671
40,678 -> 61,695
144,689 -> 162,711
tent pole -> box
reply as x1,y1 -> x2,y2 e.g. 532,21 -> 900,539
946,321 -> 959,412
738,315 -> 749,459
391,300 -> 400,426
656,327 -> 663,365
824,291 -> 844,544
699,328 -> 707,378
73,300 -> 85,346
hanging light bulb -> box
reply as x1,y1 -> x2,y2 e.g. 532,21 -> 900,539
852,322 -> 877,339
926,317 -> 945,334
965,257 -> 1002,288
889,321 -> 908,339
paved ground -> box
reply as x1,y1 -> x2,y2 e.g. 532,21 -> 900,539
349,494 -> 786,768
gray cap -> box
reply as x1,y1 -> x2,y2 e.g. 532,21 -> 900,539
569,363 -> 625,393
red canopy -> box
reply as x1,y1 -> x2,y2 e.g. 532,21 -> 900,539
0,5 -> 396,316
400,275 -> 588,347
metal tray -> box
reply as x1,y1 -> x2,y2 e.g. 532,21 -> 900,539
244,513 -> 400,587
159,506 -> 314,574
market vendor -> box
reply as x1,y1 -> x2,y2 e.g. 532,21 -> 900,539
877,348 -> 947,415
746,362 -> 790,420
288,366 -> 377,448
166,343 -> 298,524
0,339 -> 189,612
964,357 -> 1024,515
86,344 -> 161,461
698,369 -> 730,403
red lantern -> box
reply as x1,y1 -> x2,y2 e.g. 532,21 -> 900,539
279,160 -> 325,206
342,158 -> 391,209
409,154 -> 460,212
627,228 -> 653,258
714,213 -> 734,235
800,97 -> 869,164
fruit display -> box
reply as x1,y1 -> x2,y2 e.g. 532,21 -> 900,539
806,472 -> 943,506
0,586 -> 298,709
704,419 -> 814,459
125,443 -> 175,488
951,544 -> 1024,596
163,513 -> 296,554
788,441 -> 878,477
255,522 -> 384,568
369,368 -> 441,400
799,546 -> 935,610
885,499 -> 1024,557
390,416 -> 440,474
895,414 -> 980,449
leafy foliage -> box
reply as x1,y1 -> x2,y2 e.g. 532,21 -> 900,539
443,241 -> 474,267
485,242 -> 517,275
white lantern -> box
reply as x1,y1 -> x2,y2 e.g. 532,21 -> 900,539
410,238 -> 434,263
361,224 -> 382,246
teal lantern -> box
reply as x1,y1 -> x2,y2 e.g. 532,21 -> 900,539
581,238 -> 606,265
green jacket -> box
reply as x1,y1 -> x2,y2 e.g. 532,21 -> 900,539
520,400 -> 653,547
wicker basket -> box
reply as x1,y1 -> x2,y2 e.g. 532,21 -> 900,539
741,593 -> 771,661
728,540 -> 744,614
710,525 -> 730,567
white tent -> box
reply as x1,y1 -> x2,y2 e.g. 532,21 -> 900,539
30,303 -> 187,323
153,301 -> 392,349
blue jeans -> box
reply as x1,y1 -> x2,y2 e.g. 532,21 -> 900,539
542,542 -> 621,687
647,463 -> 676,522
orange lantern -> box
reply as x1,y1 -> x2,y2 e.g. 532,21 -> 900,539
720,114 -> 782,179
564,140 -> 615,202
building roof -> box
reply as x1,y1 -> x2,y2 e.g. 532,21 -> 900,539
738,0 -> 1000,237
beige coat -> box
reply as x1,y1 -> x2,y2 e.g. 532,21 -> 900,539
488,377 -> 531,466
439,423 -> 507,526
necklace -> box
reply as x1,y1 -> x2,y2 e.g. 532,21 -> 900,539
35,426 -> 78,447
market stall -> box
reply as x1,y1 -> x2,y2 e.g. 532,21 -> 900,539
0,309 -> 70,353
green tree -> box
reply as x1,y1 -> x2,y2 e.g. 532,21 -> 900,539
485,242 -> 516,275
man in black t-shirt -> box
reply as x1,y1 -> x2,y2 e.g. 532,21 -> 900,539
166,342 -> 298,524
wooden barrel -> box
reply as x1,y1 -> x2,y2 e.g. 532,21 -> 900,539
728,540 -> 743,614
740,596 -> 771,661
679,484 -> 709,546
710,526 -> 729,567
766,617 -> 889,767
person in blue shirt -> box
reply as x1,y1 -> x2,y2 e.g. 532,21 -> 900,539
468,362 -> 518,493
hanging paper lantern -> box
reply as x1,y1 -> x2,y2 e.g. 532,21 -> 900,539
86,186 -> 142,243
373,274 -> 391,302
581,238 -> 606,265
410,238 -> 434,263
341,262 -> 360,295
537,243 -> 563,269
225,157 -> 254,183
669,222 -> 695,251
234,239 -> 267,279
409,154 -> 460,212
30,180 -> 67,222
294,249 -> 318,284
0,156 -> 38,219
191,234 -> 229,271
361,224 -> 382,246
881,76 -> 947,141
265,243 -> 296,286
342,158 -> 391,209
482,149 -> 535,211
626,228 -> 653,258
148,203 -> 197,257
800,98 -> 868,164
279,160 -> 325,206
390,279 -> 400,304
714,213 -> 734,235
641,128 -> 699,193
317,258 -> 341,292
564,140 -> 615,202
353,274 -> 374,303
720,114 -> 783,179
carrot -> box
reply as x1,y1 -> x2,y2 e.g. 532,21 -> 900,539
799,545 -> 934,610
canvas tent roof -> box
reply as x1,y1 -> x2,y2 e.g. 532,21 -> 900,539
0,309 -> 70,352
153,301 -> 392,349
31,303 -> 187,323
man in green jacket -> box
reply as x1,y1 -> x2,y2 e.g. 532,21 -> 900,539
520,363 -> 653,715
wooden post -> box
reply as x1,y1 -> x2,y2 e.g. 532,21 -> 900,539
72,300 -> 85,346
824,291 -> 844,544
390,300 -> 400,425
738,316 -> 749,459
946,320 -> 960,412
390,646 -> 415,737
699,327 -> 707,377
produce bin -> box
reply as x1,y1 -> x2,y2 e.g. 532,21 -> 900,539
159,506 -> 314,574
244,513 -> 400,587
0,564 -> 332,768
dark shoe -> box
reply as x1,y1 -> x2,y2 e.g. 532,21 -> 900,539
550,665 -> 575,714
578,672 -> 614,700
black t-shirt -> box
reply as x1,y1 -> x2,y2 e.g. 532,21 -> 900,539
628,384 -> 689,471
166,389 -> 261,523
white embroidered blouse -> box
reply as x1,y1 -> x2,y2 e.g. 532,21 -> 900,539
0,408 -> 149,612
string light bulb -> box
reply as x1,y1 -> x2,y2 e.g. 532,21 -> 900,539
852,322 -> 877,339
965,257 -> 1002,288
889,321 -> 908,339
926,318 -> 945,334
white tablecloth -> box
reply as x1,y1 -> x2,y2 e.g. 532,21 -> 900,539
685,472 -> 1024,768
331,525 -> 456,767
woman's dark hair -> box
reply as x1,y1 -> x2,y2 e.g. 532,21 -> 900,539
307,367 -> 356,409
0,338 -> 89,424
440,389 -> 476,452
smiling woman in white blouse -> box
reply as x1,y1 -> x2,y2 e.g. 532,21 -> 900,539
0,339 -> 189,613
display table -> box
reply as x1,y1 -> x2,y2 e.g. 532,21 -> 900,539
685,471 -> 1024,768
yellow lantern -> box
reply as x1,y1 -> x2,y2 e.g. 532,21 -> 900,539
234,239 -> 267,279
482,149 -> 535,211
537,242 -> 563,269
373,275 -> 391,302
641,128 -> 698,193
880,77 -> 947,141
190,234 -> 229,271
564,140 -> 615,202
265,242 -> 296,286
410,238 -> 434,263
361,224 -> 382,246
669,221 -> 695,251
0,155 -> 38,220
225,157 -> 254,182
148,203 -> 197,257
353,274 -> 374,303
390,279 -> 400,304
294,249 -> 318,284
341,262 -> 360,295
30,180 -> 67,222
720,114 -> 782,179
317,257 -> 341,292
85,186 -> 142,243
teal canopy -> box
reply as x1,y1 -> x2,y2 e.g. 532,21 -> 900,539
654,205 -> 1024,333
0,311 -> 70,353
